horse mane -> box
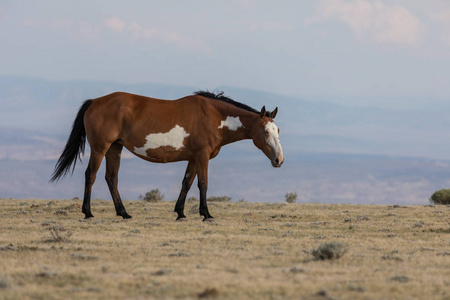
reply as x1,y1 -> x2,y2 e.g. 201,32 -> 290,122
194,90 -> 270,117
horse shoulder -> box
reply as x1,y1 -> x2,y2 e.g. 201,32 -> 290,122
194,99 -> 224,153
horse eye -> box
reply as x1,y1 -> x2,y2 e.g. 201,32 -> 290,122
264,129 -> 269,134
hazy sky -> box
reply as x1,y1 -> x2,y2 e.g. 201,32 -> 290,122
2,0 -> 450,105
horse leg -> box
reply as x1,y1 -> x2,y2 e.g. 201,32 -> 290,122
105,142 -> 132,219
196,154 -> 213,221
174,161 -> 197,220
82,149 -> 105,219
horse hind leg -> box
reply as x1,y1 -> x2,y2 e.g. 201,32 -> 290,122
82,149 -> 106,219
105,142 -> 132,219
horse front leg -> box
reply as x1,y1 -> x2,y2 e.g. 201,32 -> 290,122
174,161 -> 196,221
196,155 -> 213,221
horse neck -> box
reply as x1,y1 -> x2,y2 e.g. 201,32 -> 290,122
218,107 -> 258,146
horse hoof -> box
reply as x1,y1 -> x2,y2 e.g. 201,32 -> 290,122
122,214 -> 132,219
84,214 -> 94,219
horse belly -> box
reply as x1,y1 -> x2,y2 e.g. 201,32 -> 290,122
130,146 -> 190,163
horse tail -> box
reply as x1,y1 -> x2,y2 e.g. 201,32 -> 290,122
50,100 -> 93,183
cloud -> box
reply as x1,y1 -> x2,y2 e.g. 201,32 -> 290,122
20,16 -> 211,54
237,0 -> 253,9
306,0 -> 425,46
430,9 -> 450,47
22,17 -> 101,42
250,21 -> 293,32
0,6 -> 7,21
104,17 -> 125,32
103,17 -> 211,54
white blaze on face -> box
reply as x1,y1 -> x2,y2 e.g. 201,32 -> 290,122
218,116 -> 243,131
134,125 -> 190,157
265,121 -> 283,157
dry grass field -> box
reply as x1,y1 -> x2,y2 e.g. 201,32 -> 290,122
0,199 -> 449,300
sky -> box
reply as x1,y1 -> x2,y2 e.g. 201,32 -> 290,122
2,0 -> 450,106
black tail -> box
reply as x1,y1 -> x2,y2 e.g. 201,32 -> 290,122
50,100 -> 93,183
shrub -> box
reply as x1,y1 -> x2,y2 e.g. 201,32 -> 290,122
0,274 -> 11,290
45,227 -> 73,243
207,196 -> 231,202
430,189 -> 450,205
311,241 -> 348,260
285,192 -> 297,203
140,189 -> 164,202
187,197 -> 198,202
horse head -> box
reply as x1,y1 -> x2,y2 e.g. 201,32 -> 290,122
251,106 -> 284,168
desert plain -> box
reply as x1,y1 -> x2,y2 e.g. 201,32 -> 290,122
0,199 -> 449,299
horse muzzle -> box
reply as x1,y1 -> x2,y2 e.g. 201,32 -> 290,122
271,155 -> 284,168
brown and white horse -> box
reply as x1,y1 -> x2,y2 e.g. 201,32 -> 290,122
51,91 -> 284,221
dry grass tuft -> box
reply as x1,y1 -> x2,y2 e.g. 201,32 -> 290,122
54,209 -> 68,216
198,287 -> 219,298
311,241 -> 348,260
0,274 -> 11,290
45,226 -> 73,243
389,275 -> 410,283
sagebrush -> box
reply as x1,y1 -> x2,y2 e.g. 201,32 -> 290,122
430,189 -> 450,205
285,192 -> 297,203
139,189 -> 164,202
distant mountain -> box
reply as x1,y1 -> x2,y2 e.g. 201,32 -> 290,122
3,75 -> 450,159
1,149 -> 447,205
1,76 -> 449,204
0,127 -> 60,161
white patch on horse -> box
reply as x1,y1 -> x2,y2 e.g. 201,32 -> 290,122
265,122 -> 283,155
218,116 -> 243,131
134,125 -> 190,156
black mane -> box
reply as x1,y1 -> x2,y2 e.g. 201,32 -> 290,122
194,90 -> 270,116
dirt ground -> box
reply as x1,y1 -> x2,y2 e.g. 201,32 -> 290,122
0,199 -> 449,299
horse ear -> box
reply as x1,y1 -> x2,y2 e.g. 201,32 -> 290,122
260,106 -> 266,118
271,107 -> 278,119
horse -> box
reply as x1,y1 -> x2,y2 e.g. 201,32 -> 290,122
50,90 -> 284,221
